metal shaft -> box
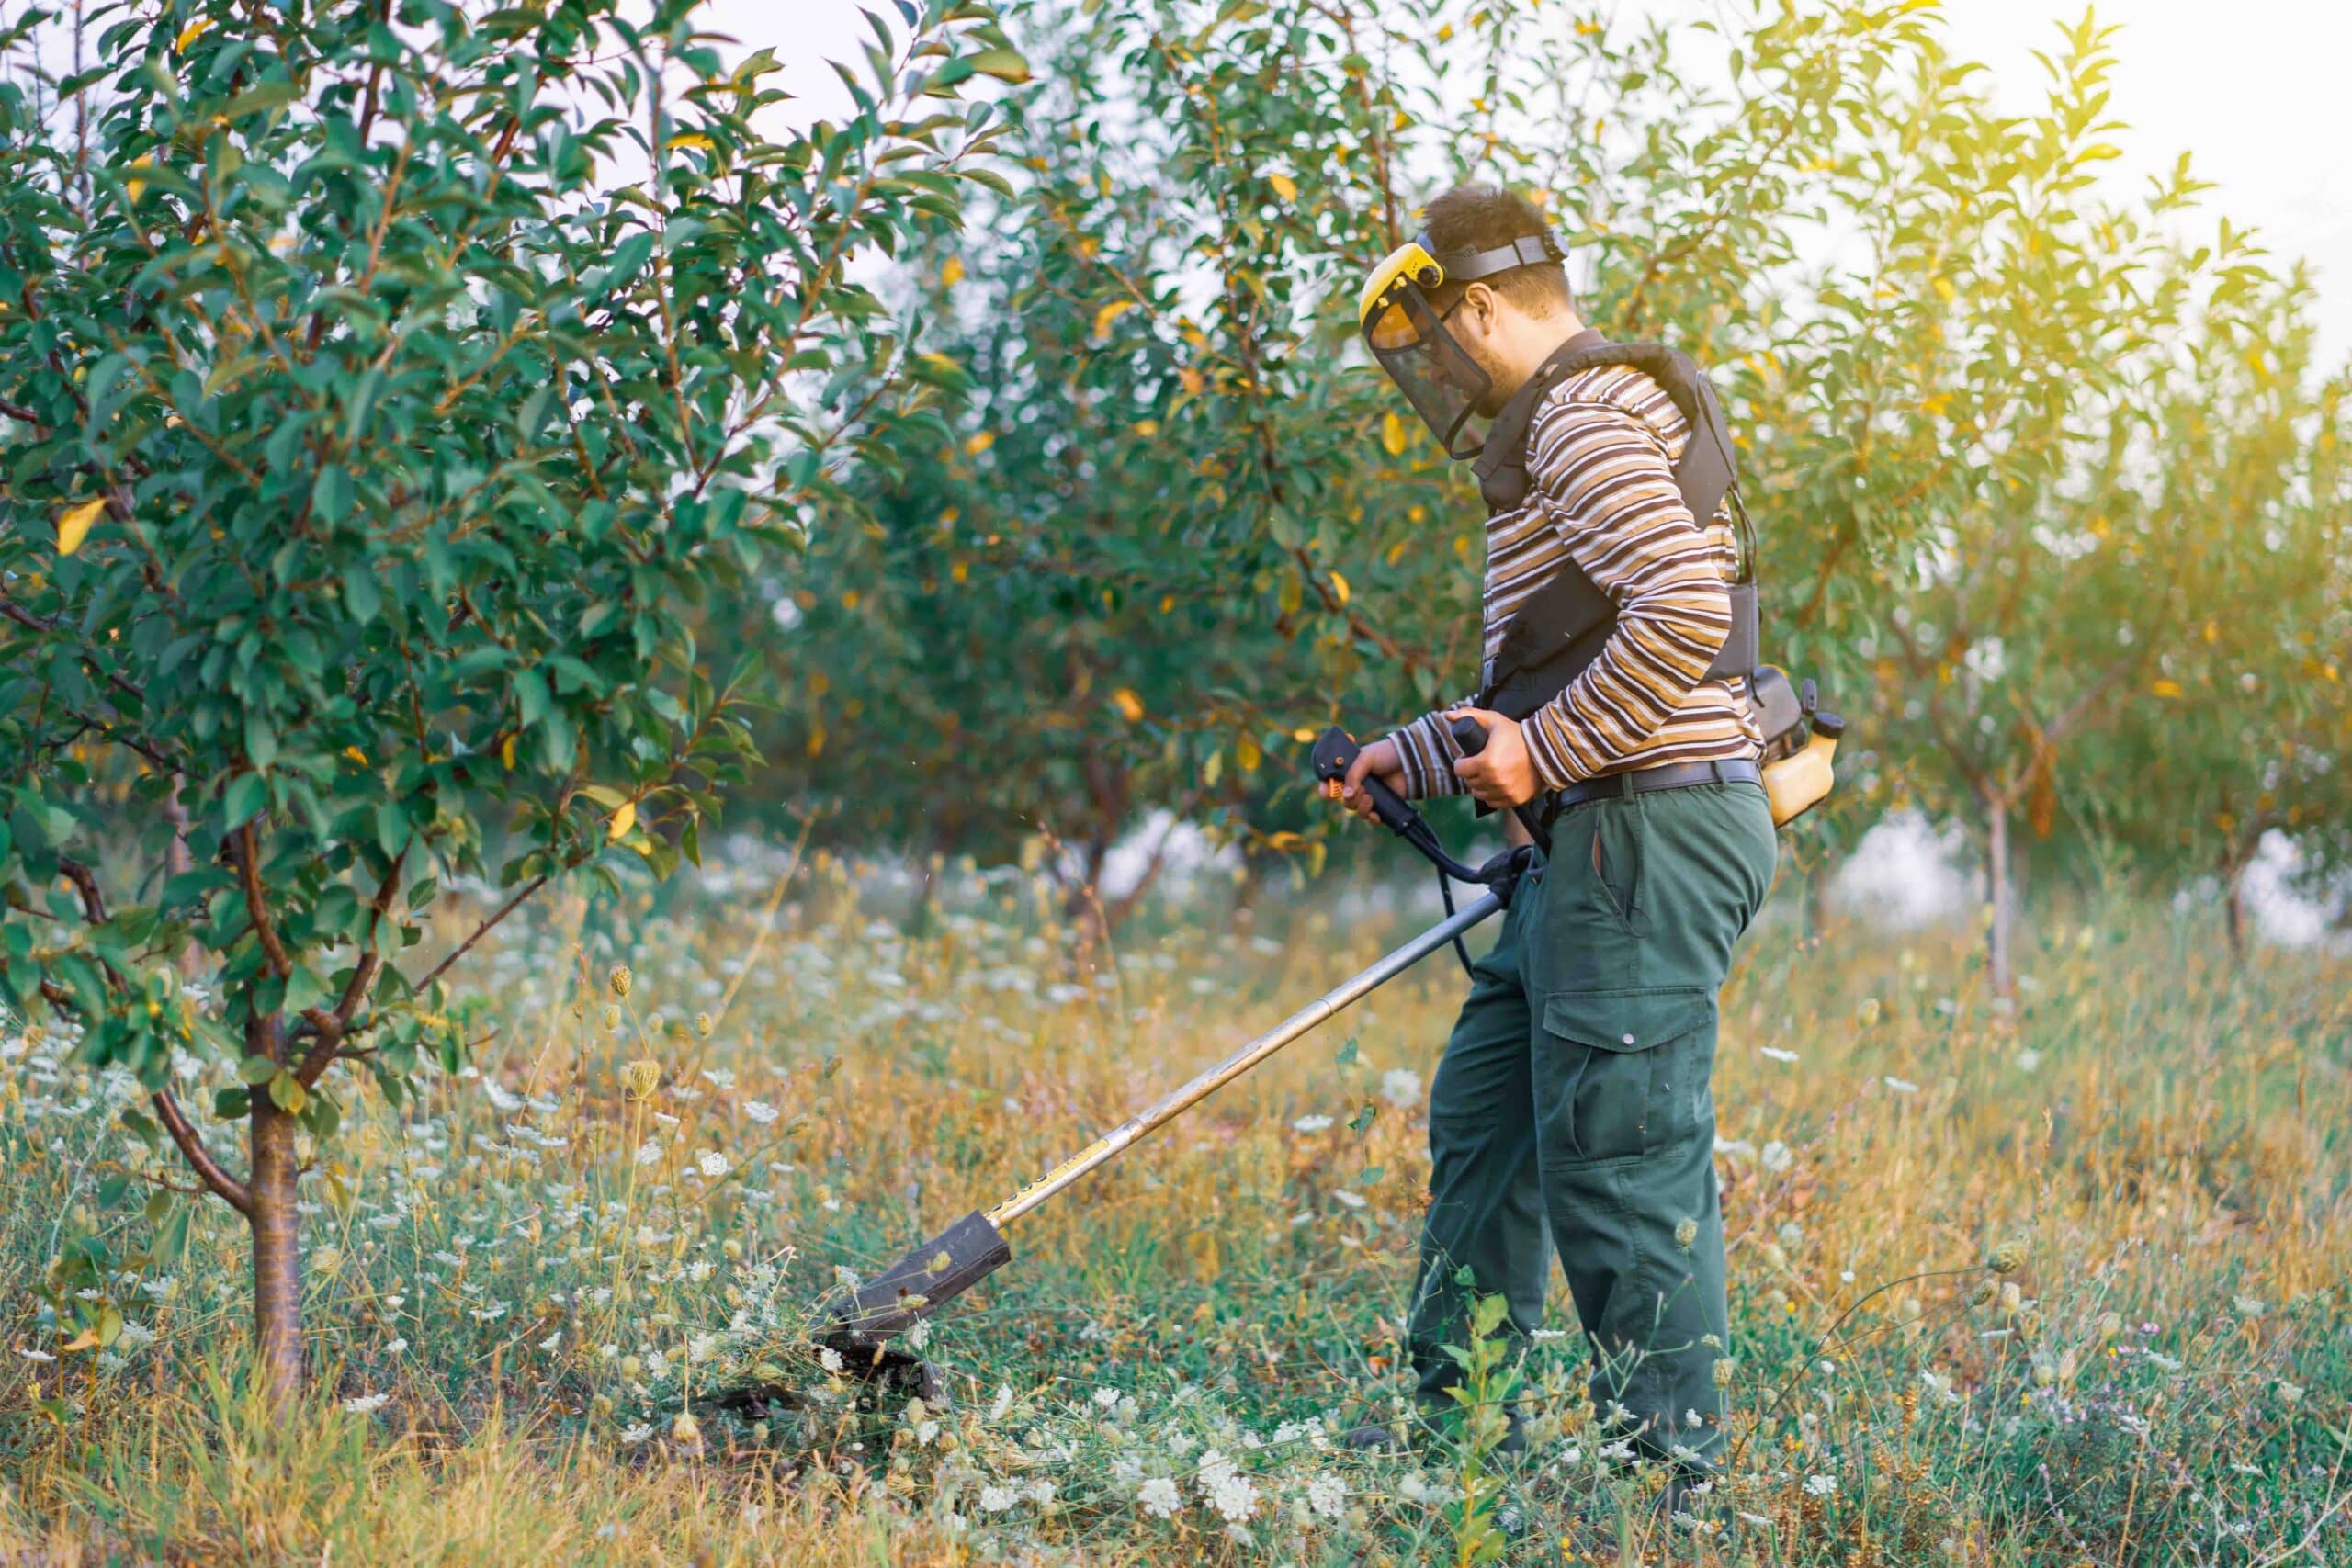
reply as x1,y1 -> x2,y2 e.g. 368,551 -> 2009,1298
986,892 -> 1505,1227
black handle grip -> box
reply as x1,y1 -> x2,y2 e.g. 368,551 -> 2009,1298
1448,715 -> 1491,756
1310,725 -> 1417,834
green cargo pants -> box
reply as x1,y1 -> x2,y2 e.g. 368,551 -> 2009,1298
1406,779 -> 1777,1470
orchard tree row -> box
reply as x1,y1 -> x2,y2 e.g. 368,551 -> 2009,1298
780,0 -> 2352,976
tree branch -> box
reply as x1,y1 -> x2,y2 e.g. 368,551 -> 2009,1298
152,1089 -> 253,1216
293,844 -> 408,1087
232,821 -> 293,983
413,870 -> 551,996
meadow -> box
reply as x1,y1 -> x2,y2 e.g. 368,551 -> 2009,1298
4,842 -> 2347,1566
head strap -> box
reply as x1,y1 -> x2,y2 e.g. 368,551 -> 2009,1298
1430,230 -> 1565,285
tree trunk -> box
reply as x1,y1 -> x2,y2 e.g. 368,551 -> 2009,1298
166,775 -> 203,978
2224,852 -> 2251,964
1985,794 -> 2015,1003
902,850 -> 937,939
248,1097 -> 303,1403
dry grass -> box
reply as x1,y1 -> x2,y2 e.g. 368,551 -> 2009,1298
4,843 -> 2348,1564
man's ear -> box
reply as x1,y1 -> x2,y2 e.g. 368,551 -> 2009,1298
1459,281 -> 1498,338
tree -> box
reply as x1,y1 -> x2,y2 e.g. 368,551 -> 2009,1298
0,0 -> 1018,1400
1801,17 -> 2272,997
2080,268 -> 2352,955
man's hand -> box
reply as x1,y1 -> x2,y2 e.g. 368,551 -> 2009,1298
1445,707 -> 1542,808
1325,736 -> 1406,825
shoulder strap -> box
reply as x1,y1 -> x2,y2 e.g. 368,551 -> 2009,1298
1475,338 -> 1739,537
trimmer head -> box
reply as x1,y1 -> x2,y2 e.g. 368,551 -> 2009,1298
823,1210 -> 1012,1371
707,1213 -> 1010,1418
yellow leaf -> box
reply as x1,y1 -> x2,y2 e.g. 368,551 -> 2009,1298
175,17 -> 212,50
1178,367 -> 1205,396
342,746 -> 368,766
607,800 -> 638,840
1091,299 -> 1133,338
1113,688 -> 1145,723
1268,172 -> 1298,202
1329,570 -> 1350,606
941,255 -> 965,288
2151,679 -> 2184,699
965,431 -> 994,456
1132,419 -> 1159,436
1292,726 -> 1318,744
60,1327 -> 101,1354
951,560 -> 969,584
1932,276 -> 1955,303
1381,410 -> 1408,457
1236,733 -> 1261,772
56,498 -> 105,556
667,132 -> 715,152
500,734 -> 516,771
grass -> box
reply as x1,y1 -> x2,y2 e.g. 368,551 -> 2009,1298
3,839 -> 2348,1564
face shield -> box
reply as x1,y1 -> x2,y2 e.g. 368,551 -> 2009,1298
1357,230 -> 1567,461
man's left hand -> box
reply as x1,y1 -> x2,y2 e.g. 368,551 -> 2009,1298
1444,706 -> 1542,808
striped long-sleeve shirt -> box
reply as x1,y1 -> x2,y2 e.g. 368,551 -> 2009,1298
1389,360 -> 1762,799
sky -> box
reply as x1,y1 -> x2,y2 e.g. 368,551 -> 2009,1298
761,0 -> 2352,365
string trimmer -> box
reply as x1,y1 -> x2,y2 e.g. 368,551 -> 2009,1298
727,718 -> 1524,1408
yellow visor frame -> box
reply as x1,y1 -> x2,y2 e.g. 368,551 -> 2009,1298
1357,239 -> 1446,350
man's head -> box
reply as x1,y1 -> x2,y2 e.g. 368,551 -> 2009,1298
1358,185 -> 1583,455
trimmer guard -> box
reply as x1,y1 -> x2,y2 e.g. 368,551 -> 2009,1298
824,1210 -> 1013,1357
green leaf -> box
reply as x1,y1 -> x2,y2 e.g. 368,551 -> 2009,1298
312,464 -> 354,525
967,48 -> 1029,84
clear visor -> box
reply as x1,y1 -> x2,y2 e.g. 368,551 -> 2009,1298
1363,284 -> 1491,460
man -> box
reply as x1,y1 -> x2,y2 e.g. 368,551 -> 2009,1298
1329,186 -> 1778,1495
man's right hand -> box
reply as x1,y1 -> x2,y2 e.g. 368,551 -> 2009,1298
1325,736 -> 1406,824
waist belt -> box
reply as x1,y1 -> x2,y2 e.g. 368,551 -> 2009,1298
1544,757 -> 1760,817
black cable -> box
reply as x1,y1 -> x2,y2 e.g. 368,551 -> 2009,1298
1435,865 -> 1474,975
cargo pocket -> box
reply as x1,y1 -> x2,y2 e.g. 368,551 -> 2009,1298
1534,988 -> 1716,1167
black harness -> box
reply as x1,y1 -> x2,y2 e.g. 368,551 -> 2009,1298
1470,331 -> 1759,724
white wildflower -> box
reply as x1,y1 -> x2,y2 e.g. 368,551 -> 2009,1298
1804,1473 -> 1837,1497
1759,1046 -> 1799,1064
1883,1076 -> 1919,1094
819,1347 -> 845,1374
1137,1477 -> 1183,1517
1093,1387 -> 1122,1409
1306,1472 -> 1345,1517
620,1422 -> 655,1446
1204,1471 -> 1259,1523
696,1150 -> 729,1179
1291,1114 -> 1334,1134
742,1100 -> 778,1124
978,1484 -> 1018,1513
633,1139 -> 662,1168
1379,1068 -> 1422,1108
343,1393 -> 391,1414
1331,1190 -> 1367,1210
1760,1140 -> 1792,1173
989,1385 -> 1014,1421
